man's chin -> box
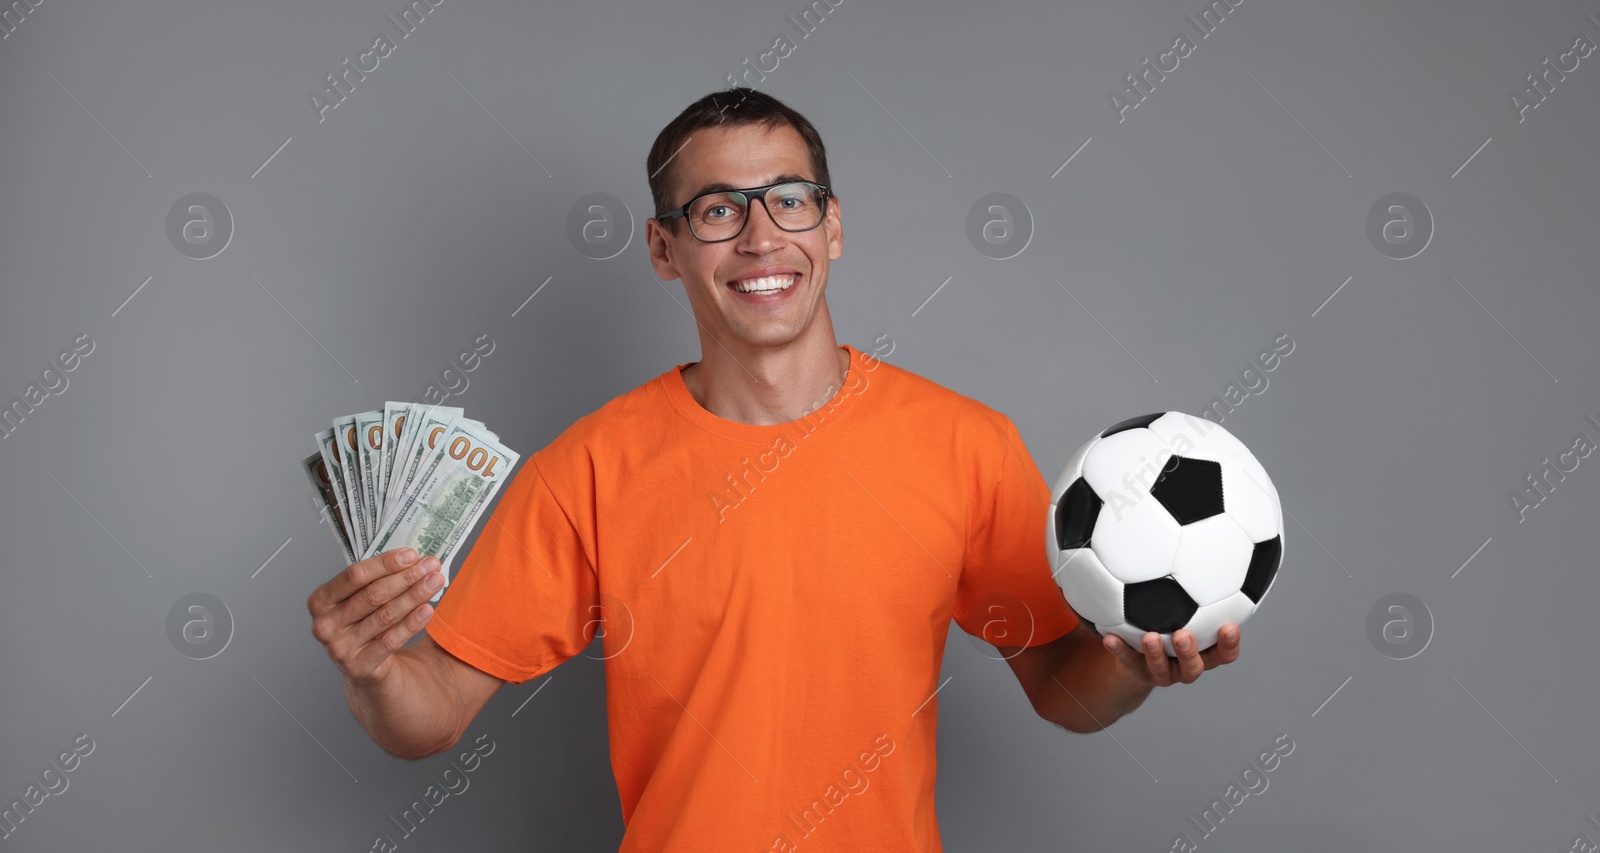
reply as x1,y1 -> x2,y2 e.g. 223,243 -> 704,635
724,327 -> 804,351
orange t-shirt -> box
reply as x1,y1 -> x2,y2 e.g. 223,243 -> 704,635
426,342 -> 1080,852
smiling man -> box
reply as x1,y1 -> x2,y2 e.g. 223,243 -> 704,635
307,87 -> 1241,853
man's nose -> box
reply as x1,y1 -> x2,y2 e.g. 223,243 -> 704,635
736,199 -> 785,247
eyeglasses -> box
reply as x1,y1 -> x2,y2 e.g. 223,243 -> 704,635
658,180 -> 831,243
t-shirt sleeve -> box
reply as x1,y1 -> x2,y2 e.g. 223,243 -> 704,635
426,450 -> 600,684
953,416 -> 1082,647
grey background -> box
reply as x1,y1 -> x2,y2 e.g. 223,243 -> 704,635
2,0 -> 1597,850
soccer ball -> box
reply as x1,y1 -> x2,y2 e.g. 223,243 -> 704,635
1047,412 -> 1283,656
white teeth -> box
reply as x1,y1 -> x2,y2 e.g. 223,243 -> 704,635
731,274 -> 796,293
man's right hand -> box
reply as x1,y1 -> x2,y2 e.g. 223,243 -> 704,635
307,547 -> 445,687
308,547 -> 503,759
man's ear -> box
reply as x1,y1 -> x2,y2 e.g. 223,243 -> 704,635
826,195 -> 843,262
647,218 -> 682,281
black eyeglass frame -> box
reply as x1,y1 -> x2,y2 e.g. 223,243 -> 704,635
657,180 -> 833,243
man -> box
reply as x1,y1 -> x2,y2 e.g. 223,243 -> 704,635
307,87 -> 1242,851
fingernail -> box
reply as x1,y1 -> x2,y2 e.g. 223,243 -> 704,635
1177,637 -> 1192,651
425,572 -> 443,590
397,549 -> 418,566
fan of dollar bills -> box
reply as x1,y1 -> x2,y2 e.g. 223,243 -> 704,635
302,403 -> 520,603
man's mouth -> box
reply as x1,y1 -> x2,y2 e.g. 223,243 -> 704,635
727,273 -> 800,294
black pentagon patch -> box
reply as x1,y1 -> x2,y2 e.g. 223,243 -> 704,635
1240,536 -> 1281,603
1123,577 -> 1199,633
1149,455 -> 1224,524
1100,412 -> 1164,438
1054,478 -> 1101,550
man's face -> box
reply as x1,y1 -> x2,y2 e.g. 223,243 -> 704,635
647,122 -> 843,351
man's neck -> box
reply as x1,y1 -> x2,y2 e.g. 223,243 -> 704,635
681,338 -> 851,427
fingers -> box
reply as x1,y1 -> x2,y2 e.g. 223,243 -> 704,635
344,558 -> 444,648
1102,633 -> 1148,675
341,583 -> 440,683
1102,626 -> 1241,689
1141,632 -> 1176,686
309,548 -> 420,615
329,553 -> 440,634
1171,629 -> 1204,684
1100,632 -> 1174,686
307,548 -> 444,684
1200,624 -> 1242,669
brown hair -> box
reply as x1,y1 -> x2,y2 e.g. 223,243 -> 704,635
646,87 -> 833,228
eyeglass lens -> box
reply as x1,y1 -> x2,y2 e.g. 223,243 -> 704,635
687,182 -> 825,240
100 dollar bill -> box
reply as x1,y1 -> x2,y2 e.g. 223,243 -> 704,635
331,414 -> 369,554
381,405 -> 462,527
314,428 -> 355,553
362,419 -> 520,601
302,452 -> 356,564
353,409 -> 387,549
379,402 -> 413,514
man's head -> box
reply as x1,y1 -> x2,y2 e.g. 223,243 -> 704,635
646,88 -> 843,353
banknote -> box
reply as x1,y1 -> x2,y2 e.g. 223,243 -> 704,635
382,404 -> 462,517
361,419 -> 520,602
314,428 -> 357,556
382,405 -> 461,528
379,402 -> 412,512
302,452 -> 356,564
353,409 -> 386,544
309,403 -> 517,605
332,414 -> 368,554
381,410 -> 495,530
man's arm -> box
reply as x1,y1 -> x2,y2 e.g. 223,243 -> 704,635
342,633 -> 505,759
309,548 -> 506,759
997,622 -> 1242,733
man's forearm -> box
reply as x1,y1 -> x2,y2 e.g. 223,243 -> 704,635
345,647 -> 462,759
1035,629 -> 1153,733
